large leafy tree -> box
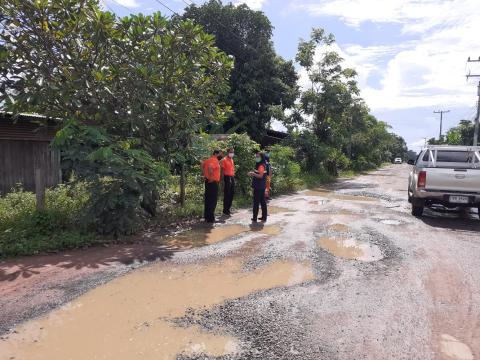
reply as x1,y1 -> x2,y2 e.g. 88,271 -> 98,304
182,0 -> 298,142
445,120 -> 474,145
294,28 -> 360,145
0,0 -> 232,234
287,28 -> 407,173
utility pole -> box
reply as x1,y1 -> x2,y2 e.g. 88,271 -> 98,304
433,110 -> 450,141
467,56 -> 480,146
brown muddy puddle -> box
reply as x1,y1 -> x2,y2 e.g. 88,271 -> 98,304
440,334 -> 474,360
0,258 -> 315,360
317,236 -> 383,262
160,224 -> 282,249
162,224 -> 248,248
268,206 -> 296,214
326,223 -> 350,232
250,224 -> 283,236
305,189 -> 377,202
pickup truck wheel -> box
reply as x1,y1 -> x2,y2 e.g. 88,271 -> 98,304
411,203 -> 424,217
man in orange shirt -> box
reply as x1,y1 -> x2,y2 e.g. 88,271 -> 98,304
221,148 -> 235,216
202,150 -> 222,223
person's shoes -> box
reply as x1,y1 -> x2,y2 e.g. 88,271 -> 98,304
251,218 -> 257,222
223,211 -> 231,217
260,217 -> 267,222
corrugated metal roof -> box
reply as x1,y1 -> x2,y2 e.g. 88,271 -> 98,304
0,112 -> 58,141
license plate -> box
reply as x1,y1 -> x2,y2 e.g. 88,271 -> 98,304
449,195 -> 469,204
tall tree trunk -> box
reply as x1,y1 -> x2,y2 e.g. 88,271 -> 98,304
179,163 -> 186,207
35,167 -> 45,210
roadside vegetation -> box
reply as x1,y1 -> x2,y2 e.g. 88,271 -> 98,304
0,0 -> 407,257
428,120 -> 476,146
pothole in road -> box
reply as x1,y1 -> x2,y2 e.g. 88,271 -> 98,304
440,334 -> 473,360
317,236 -> 383,262
305,189 -> 377,202
159,224 -> 283,249
0,258 -> 315,360
379,219 -> 403,226
326,223 -> 350,232
268,206 -> 296,214
160,224 -> 249,248
250,224 -> 283,236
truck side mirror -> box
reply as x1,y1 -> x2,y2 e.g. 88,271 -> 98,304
407,159 -> 415,165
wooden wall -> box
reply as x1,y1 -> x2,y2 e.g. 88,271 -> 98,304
0,140 -> 61,195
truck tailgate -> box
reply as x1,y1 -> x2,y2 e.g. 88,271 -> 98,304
426,168 -> 480,193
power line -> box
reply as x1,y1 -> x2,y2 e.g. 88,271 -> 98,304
109,0 -> 133,11
433,110 -> 450,141
150,0 -> 250,63
179,0 -> 268,63
151,0 -> 177,16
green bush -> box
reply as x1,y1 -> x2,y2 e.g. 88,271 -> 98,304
351,156 -> 376,171
269,145 -> 302,193
0,184 -> 93,258
54,121 -> 169,236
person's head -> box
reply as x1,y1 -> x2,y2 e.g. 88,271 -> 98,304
227,148 -> 234,158
255,152 -> 265,164
213,149 -> 222,160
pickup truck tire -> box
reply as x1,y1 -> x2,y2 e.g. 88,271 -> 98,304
411,204 -> 424,217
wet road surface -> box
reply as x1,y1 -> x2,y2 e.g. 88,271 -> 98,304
1,164 -> 479,359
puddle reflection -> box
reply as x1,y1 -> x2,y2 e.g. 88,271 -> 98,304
317,236 -> 383,262
0,258 -> 314,360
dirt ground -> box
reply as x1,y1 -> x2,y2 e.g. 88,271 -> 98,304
1,164 -> 479,359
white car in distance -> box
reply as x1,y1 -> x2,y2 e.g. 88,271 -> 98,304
394,158 -> 403,164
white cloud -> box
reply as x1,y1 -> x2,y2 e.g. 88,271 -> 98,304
109,0 -> 140,8
294,0 -> 480,112
234,0 -> 268,10
408,138 -> 428,151
295,0 -> 476,34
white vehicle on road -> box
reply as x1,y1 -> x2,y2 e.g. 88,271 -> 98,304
407,145 -> 480,217
394,158 -> 403,164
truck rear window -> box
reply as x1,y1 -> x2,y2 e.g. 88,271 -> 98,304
436,151 -> 474,163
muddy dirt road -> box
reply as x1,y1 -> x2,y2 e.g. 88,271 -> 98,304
1,164 -> 479,359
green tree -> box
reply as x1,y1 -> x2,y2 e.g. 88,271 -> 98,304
182,0 -> 299,141
1,0 -> 232,234
445,120 -> 475,145
291,28 -> 362,173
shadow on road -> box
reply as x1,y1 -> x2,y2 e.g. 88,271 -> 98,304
419,207 -> 480,232
0,243 -> 178,282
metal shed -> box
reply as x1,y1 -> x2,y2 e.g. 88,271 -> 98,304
0,112 -> 61,195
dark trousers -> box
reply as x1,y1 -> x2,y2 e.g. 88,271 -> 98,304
204,180 -> 219,222
223,176 -> 235,214
252,188 -> 267,221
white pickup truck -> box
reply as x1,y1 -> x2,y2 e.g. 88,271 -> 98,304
407,145 -> 480,217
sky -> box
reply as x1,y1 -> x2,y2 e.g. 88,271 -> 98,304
104,0 -> 480,151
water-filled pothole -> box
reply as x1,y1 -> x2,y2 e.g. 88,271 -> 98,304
268,206 -> 295,214
161,224 -> 249,248
250,224 -> 283,236
379,219 -> 402,226
326,224 -> 350,232
317,236 -> 383,262
305,189 -> 377,202
0,259 -> 315,360
159,223 -> 284,249
440,334 -> 473,360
